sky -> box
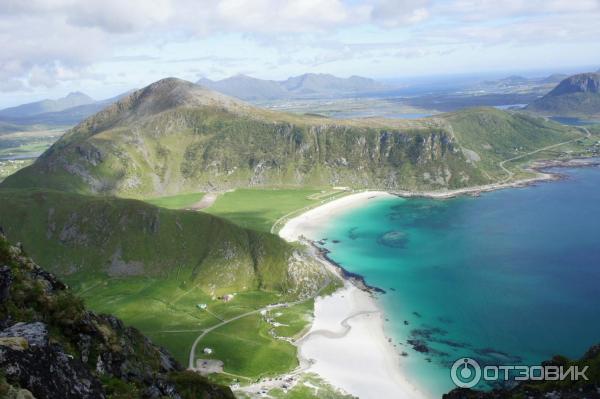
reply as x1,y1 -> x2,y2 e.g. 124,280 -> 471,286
1,0 -> 600,107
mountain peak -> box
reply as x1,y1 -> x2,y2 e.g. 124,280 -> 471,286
548,73 -> 600,96
65,91 -> 93,99
64,77 -> 251,134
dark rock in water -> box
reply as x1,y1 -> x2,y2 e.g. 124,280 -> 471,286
436,338 -> 470,349
475,347 -> 521,364
390,287 -> 396,291
413,311 -> 422,318
404,320 -> 409,326
410,327 -> 448,340
407,339 -> 430,353
377,231 -> 409,248
332,239 -> 341,244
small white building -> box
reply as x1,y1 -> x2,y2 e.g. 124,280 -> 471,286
197,304 -> 207,310
203,347 -> 213,354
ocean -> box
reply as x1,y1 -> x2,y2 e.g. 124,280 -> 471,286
315,166 -> 600,397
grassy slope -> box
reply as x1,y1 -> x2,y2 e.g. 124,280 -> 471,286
528,92 -> 600,118
146,192 -> 204,209
204,188 -> 339,232
0,188 -> 304,295
441,108 -> 583,179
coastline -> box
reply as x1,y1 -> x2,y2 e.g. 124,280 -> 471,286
278,158 -> 600,399
280,190 -> 428,399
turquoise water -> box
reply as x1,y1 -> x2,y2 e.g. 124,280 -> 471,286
316,166 -> 600,397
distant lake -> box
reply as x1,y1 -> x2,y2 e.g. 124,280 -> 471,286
0,153 -> 40,161
550,116 -> 600,126
493,103 -> 527,110
315,166 -> 600,397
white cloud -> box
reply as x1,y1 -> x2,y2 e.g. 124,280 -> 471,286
370,0 -> 431,27
0,0 -> 599,95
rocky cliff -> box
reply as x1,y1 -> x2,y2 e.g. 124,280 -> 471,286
527,73 -> 600,118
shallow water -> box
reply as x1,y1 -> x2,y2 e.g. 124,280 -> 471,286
316,166 -> 600,397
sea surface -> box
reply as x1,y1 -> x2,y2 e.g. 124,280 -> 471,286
315,166 -> 600,397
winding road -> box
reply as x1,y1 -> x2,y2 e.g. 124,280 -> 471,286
188,273 -> 333,370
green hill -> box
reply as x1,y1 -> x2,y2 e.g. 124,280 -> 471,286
1,78 -> 584,197
527,73 -> 600,118
0,188 -> 327,299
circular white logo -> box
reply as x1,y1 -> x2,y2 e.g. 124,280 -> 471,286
451,357 -> 482,388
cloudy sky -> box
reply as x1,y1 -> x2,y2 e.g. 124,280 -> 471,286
1,0 -> 599,107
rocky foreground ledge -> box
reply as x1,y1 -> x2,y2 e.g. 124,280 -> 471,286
0,231 -> 234,399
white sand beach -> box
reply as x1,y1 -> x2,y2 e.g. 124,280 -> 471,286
297,282 -> 427,399
279,190 -> 428,399
279,190 -> 395,242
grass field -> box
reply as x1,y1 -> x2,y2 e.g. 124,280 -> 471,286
268,300 -> 314,339
75,275 -> 285,364
197,314 -> 298,379
146,192 -> 204,209
205,188 -> 347,232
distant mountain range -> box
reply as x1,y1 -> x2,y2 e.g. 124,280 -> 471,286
527,72 -> 600,118
0,91 -> 132,127
480,73 -> 568,89
0,91 -> 95,118
197,73 -> 390,101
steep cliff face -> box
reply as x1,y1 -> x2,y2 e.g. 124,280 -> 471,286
0,190 -> 329,299
527,73 -> 600,117
0,233 -> 234,399
547,73 -> 600,96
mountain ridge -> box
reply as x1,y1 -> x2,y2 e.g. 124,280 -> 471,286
1,78 -> 583,197
0,92 -> 95,119
198,72 -> 389,101
527,72 -> 600,118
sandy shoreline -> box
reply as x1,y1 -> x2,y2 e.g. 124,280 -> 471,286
279,191 -> 394,242
280,190 -> 428,398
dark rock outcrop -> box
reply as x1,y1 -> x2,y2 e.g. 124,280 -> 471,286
527,72 -> 600,117
548,73 -> 600,96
